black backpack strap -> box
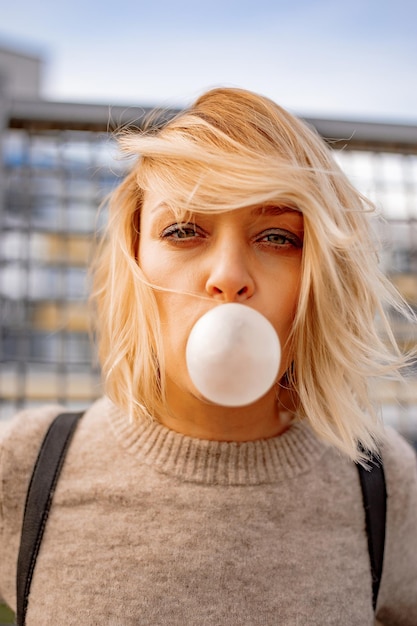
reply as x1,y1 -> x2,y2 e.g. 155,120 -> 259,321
16,411 -> 84,626
357,456 -> 387,612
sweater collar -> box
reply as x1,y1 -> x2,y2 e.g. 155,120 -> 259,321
105,398 -> 329,486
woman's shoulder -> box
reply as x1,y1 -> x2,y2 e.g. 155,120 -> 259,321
0,399 -> 115,488
379,425 -> 417,522
376,430 -> 417,620
381,426 -> 417,481
0,405 -> 66,505
0,405 -> 65,466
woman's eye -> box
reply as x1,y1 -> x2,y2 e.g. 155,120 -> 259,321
257,229 -> 303,249
161,223 -> 200,240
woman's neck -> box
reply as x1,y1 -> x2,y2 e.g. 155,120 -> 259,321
157,379 -> 296,442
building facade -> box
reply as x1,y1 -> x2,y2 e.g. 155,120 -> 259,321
0,47 -> 416,443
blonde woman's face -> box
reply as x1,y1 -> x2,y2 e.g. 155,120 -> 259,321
138,190 -> 304,408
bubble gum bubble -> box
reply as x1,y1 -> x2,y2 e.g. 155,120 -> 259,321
186,303 -> 281,406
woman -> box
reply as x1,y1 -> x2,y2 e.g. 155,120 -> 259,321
1,87 -> 416,625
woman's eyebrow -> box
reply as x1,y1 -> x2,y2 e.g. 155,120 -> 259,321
252,206 -> 302,217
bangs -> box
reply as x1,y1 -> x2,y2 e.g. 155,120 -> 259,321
135,152 -> 325,219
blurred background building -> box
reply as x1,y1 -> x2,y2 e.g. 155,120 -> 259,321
1,44 -> 416,444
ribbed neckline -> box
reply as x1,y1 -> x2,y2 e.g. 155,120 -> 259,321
103,398 -> 329,486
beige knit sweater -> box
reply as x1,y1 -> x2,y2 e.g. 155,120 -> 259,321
1,397 -> 416,625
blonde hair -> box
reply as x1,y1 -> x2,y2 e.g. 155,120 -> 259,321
91,87 -> 412,462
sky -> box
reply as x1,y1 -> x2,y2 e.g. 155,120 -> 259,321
1,0 -> 417,123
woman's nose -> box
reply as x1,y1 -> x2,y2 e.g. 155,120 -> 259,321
205,244 -> 255,302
